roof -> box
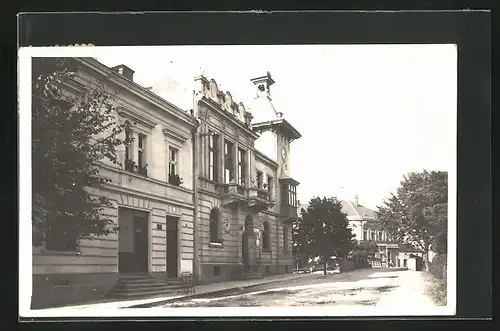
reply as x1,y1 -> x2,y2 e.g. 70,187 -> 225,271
252,118 -> 302,140
340,200 -> 377,221
297,200 -> 377,221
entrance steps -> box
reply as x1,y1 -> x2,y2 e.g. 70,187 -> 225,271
106,274 -> 180,299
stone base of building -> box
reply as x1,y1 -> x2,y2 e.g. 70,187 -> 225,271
198,263 -> 295,284
31,273 -> 118,309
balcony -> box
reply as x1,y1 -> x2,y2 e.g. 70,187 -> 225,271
280,204 -> 298,223
218,183 -> 248,207
248,188 -> 273,212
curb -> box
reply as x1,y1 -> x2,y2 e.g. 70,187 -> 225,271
127,275 -> 308,308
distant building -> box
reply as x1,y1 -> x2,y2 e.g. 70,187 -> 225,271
296,195 -> 422,267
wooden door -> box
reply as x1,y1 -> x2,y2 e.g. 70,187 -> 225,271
134,214 -> 149,273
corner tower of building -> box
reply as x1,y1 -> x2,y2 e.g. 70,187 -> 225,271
250,72 -> 302,228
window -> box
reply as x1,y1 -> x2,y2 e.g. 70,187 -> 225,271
224,140 -> 234,184
209,208 -> 220,243
137,134 -> 146,168
257,171 -> 263,189
283,226 -> 289,252
125,130 -> 132,161
262,221 -> 271,250
281,184 -> 297,207
168,147 -> 181,185
45,216 -> 78,251
377,231 -> 382,241
208,134 -> 219,182
363,229 -> 367,241
267,175 -> 273,197
169,147 -> 178,176
237,148 -> 246,186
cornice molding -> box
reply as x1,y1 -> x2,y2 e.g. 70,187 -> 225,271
117,106 -> 157,129
199,97 -> 259,140
74,57 -> 199,129
163,127 -> 189,144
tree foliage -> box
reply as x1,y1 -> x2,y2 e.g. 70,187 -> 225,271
353,239 -> 378,257
293,197 -> 356,271
32,57 -> 132,248
376,170 -> 448,268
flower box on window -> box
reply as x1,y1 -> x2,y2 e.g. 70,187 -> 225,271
168,174 -> 183,186
138,164 -> 148,176
124,159 -> 136,172
124,159 -> 148,177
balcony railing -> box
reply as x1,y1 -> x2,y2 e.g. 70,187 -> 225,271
280,204 -> 298,220
257,189 -> 269,200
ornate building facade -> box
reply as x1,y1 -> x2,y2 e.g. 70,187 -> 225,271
191,72 -> 301,283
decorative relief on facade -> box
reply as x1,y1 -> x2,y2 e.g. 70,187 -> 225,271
262,172 -> 268,188
224,218 -> 231,234
250,173 -> 257,188
225,92 -> 233,112
199,75 -> 251,128
209,79 -> 218,100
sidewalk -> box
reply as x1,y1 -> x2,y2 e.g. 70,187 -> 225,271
37,272 -> 311,311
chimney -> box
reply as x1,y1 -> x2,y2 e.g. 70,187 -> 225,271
251,71 -> 275,99
353,195 -> 359,206
112,64 -> 135,81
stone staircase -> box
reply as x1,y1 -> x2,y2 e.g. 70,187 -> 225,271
106,274 -> 180,299
242,267 -> 264,280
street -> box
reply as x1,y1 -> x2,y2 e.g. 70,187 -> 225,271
161,268 -> 440,308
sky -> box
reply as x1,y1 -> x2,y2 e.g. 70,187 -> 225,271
96,44 -> 457,210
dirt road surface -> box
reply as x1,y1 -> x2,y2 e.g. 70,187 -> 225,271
161,268 -> 441,309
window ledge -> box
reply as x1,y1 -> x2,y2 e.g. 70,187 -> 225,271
209,242 -> 224,248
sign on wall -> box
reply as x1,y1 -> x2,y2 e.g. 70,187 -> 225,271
254,228 -> 261,247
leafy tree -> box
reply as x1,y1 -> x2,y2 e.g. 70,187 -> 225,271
32,57 -> 132,248
377,170 -> 448,271
354,239 -> 378,257
293,197 -> 356,275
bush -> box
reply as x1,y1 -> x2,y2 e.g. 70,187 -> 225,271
429,253 -> 447,280
426,253 -> 448,306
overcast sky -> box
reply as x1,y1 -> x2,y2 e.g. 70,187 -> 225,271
96,44 -> 457,210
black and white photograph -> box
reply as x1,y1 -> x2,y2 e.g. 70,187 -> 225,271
19,44 -> 456,317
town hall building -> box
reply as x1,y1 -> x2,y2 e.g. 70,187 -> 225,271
188,71 -> 301,283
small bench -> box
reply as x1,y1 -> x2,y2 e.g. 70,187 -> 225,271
177,272 -> 195,295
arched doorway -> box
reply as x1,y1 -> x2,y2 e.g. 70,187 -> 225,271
242,215 -> 257,272
244,215 -> 254,232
